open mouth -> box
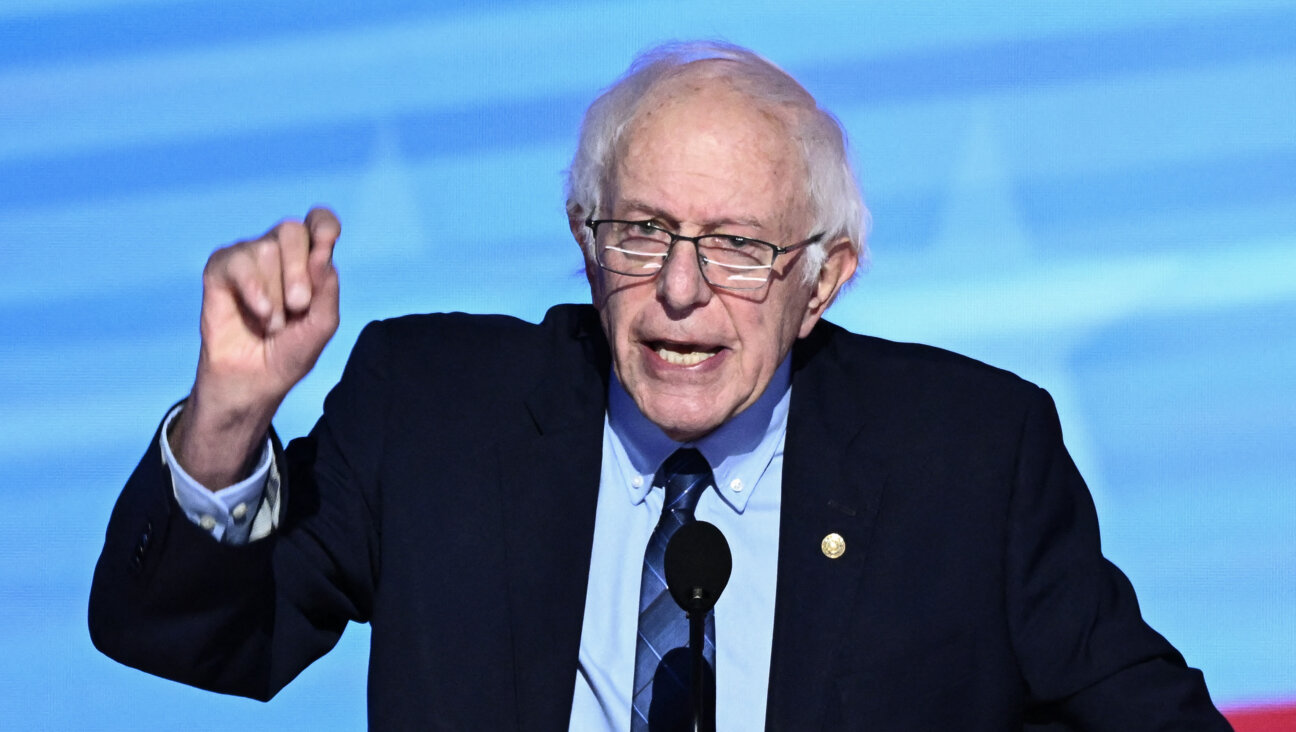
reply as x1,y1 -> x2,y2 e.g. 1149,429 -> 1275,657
648,340 -> 722,366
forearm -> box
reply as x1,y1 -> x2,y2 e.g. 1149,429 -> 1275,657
168,388 -> 277,489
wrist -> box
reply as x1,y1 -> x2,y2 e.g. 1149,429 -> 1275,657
170,390 -> 277,489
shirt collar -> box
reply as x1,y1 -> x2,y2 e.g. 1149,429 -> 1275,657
608,356 -> 792,514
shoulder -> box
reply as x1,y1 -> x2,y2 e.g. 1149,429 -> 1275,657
793,319 -> 1050,435
800,319 -> 1039,394
358,303 -> 600,360
371,304 -> 589,342
339,303 -> 606,400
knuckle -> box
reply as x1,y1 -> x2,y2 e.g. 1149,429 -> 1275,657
267,217 -> 300,234
204,243 -> 243,279
278,219 -> 307,240
202,252 -> 221,277
248,237 -> 280,263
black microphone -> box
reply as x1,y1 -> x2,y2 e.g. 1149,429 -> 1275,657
664,521 -> 732,732
664,520 -> 732,613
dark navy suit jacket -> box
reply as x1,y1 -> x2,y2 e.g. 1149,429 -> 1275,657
90,304 -> 1229,730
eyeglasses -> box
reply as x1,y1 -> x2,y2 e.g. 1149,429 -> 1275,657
584,218 -> 820,291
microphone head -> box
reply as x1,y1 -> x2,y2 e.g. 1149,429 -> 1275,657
664,520 -> 733,614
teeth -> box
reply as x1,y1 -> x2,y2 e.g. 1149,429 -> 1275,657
655,347 -> 716,366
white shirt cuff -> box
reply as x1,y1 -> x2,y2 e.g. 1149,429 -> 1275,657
160,404 -> 280,544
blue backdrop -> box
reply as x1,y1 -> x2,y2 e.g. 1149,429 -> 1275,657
2,1 -> 1293,727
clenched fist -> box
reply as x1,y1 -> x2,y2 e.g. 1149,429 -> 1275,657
170,208 -> 341,489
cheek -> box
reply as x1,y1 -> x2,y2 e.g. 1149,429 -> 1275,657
736,293 -> 807,367
597,289 -> 643,368
587,264 -> 610,308
730,305 -> 780,369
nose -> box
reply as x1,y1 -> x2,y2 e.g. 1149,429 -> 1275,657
656,238 -> 712,313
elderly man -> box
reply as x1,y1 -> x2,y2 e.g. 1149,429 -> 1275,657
90,42 -> 1229,730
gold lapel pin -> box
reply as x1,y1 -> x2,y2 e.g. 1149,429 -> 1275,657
821,532 -> 846,559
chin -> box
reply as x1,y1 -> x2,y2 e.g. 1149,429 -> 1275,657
659,423 -> 713,443
642,401 -> 727,442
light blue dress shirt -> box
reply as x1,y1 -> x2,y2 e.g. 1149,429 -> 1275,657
165,357 -> 790,731
569,360 -> 789,731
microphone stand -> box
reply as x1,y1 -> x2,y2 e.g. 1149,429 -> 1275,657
687,588 -> 714,732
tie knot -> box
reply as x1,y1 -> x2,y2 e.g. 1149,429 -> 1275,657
655,448 -> 713,519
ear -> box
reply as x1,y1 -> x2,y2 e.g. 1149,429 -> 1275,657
798,237 -> 858,338
570,214 -> 605,304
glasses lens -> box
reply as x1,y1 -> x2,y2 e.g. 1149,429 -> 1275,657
597,221 -> 670,276
698,236 -> 774,290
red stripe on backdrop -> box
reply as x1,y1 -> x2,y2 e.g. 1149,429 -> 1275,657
1224,702 -> 1296,731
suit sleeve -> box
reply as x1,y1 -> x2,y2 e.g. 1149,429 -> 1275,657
88,321 -> 390,700
1006,388 -> 1231,730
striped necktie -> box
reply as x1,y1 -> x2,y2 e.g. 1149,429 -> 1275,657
631,447 -> 716,731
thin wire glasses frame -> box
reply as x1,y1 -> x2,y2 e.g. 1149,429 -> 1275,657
585,218 -> 822,291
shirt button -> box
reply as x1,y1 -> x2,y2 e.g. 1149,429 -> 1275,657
632,476 -> 644,488
231,503 -> 248,521
729,478 -> 744,492
199,515 -> 217,531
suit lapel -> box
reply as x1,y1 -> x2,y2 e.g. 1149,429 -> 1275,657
498,308 -> 610,732
765,323 -> 886,731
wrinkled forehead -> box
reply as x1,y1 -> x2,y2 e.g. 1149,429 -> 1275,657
627,63 -> 803,148
609,72 -> 811,221
647,56 -> 815,111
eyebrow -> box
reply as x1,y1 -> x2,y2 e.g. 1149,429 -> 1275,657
616,199 -> 767,232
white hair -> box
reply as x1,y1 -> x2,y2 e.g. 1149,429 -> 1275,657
565,40 -> 871,280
